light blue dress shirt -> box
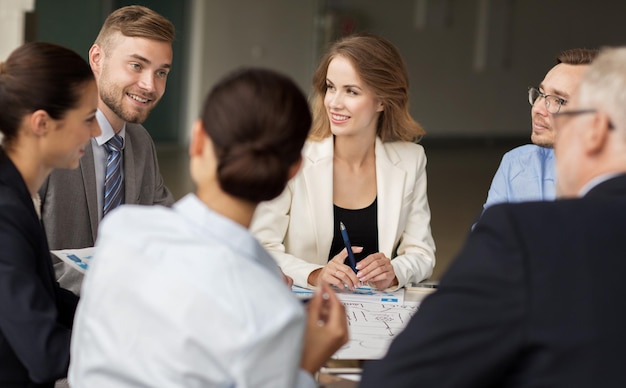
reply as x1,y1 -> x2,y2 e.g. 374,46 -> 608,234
483,144 -> 556,210
69,194 -> 316,388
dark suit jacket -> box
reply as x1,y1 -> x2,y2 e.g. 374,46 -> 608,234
361,174 -> 626,388
0,149 -> 79,388
39,123 -> 175,294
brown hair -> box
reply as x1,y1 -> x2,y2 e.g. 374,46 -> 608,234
556,48 -> 599,65
0,42 -> 94,147
201,68 -> 311,203
309,33 -> 425,142
94,5 -> 175,53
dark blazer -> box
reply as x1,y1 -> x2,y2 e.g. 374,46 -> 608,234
39,123 -> 175,294
0,148 -> 79,388
361,174 -> 626,388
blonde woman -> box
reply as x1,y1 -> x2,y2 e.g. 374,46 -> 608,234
252,33 -> 436,290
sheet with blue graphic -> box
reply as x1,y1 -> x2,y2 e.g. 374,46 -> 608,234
292,284 -> 404,305
292,284 -> 413,359
51,247 -> 95,274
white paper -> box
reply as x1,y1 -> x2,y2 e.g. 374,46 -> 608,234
292,285 -> 420,360
334,285 -> 404,305
51,247 -> 95,274
334,300 -> 420,360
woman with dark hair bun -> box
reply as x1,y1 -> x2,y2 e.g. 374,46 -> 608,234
0,41 -> 100,387
70,68 -> 348,387
201,68 -> 312,203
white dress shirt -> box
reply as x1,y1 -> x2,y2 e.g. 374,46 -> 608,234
69,194 -> 315,388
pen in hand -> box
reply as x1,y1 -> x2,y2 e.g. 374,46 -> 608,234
339,222 -> 358,274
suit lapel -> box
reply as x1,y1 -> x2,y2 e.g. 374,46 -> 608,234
80,142 -> 99,243
303,138 -> 335,258
375,139 -> 406,257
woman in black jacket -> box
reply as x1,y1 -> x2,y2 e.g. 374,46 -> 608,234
0,41 -> 100,387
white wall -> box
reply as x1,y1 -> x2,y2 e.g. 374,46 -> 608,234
184,0 -> 318,143
0,0 -> 34,144
185,0 -> 626,139
0,0 -> 34,60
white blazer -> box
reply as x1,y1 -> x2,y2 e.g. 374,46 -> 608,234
250,136 -> 436,289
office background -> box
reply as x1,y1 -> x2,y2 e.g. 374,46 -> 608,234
4,0 -> 626,278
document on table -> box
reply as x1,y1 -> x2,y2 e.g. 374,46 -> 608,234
292,285 -> 315,300
51,247 -> 95,274
291,285 -> 404,305
335,299 -> 420,360
291,285 -> 416,359
334,285 -> 404,305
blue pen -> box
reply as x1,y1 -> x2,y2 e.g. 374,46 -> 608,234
339,222 -> 358,274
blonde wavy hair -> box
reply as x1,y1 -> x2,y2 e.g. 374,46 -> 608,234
309,33 -> 425,142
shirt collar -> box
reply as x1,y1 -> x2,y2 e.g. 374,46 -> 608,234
94,109 -> 126,146
173,194 -> 282,279
578,172 -> 622,197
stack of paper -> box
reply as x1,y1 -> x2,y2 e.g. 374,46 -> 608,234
291,285 -> 404,305
333,285 -> 404,305
291,284 -> 419,360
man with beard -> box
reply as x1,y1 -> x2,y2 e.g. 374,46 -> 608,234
39,5 -> 175,295
481,48 -> 597,210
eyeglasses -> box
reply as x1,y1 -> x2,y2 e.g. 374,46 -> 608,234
552,109 -> 615,130
528,87 -> 566,114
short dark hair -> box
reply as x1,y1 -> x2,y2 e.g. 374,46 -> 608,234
201,68 -> 312,203
0,42 -> 94,147
556,48 -> 599,65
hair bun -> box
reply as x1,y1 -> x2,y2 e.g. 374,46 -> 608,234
217,143 -> 288,203
200,67 -> 311,203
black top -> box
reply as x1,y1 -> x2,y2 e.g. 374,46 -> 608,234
328,198 -> 379,264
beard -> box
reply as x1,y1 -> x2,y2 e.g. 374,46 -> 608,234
531,133 -> 555,148
98,75 -> 158,124
530,116 -> 555,148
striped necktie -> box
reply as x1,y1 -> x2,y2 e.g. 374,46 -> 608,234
103,135 -> 124,216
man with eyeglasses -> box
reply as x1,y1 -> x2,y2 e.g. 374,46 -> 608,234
361,46 -> 626,388
481,48 -> 598,211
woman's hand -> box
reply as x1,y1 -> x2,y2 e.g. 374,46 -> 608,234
281,270 -> 294,287
308,247 -> 362,290
300,283 -> 349,375
356,252 -> 398,290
